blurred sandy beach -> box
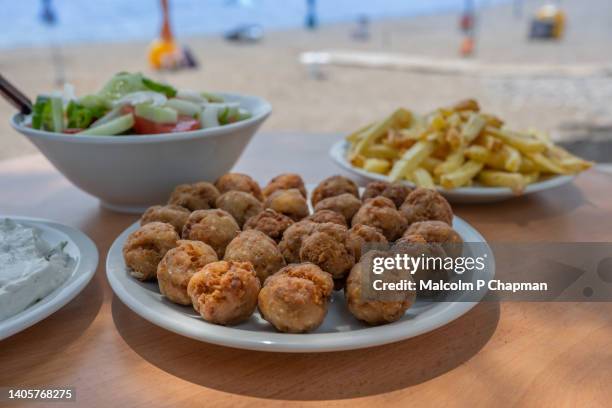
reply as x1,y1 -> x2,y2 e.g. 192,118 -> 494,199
1,0 -> 611,160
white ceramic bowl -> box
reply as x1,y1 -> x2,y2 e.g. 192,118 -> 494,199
11,93 -> 271,213
0,216 -> 98,341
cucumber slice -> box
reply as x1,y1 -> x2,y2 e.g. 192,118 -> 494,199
50,96 -> 64,133
134,103 -> 177,124
165,99 -> 200,117
98,72 -> 146,101
201,92 -> 224,103
237,108 -> 252,121
200,106 -> 220,128
31,95 -> 50,130
79,94 -> 111,109
78,114 -> 134,136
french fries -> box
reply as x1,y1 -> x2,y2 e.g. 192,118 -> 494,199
388,140 -> 434,181
434,148 -> 465,176
440,160 -> 483,189
478,170 -> 527,193
349,108 -> 411,159
412,167 -> 436,188
345,100 -> 593,193
363,158 -> 391,174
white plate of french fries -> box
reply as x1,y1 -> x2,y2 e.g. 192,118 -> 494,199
332,100 -> 592,203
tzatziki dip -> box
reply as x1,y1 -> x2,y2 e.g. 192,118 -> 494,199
0,219 -> 75,321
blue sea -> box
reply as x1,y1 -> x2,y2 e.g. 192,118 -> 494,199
1,0 -> 502,49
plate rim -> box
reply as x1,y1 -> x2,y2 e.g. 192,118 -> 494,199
329,139 -> 574,198
0,216 -> 99,341
106,217 -> 495,353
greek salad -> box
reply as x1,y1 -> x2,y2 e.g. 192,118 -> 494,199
27,72 -> 252,135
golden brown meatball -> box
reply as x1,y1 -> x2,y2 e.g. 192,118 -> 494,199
299,223 -> 355,280
347,224 -> 388,261
224,230 -> 286,284
351,196 -> 407,241
392,236 -> 449,297
182,209 -> 240,257
243,209 -> 294,242
215,173 -> 263,201
345,251 -> 416,325
307,209 -> 347,227
264,188 -> 309,221
168,182 -> 219,211
311,175 -> 359,207
263,173 -> 307,199
123,222 -> 179,281
258,263 -> 333,333
396,233 -> 427,245
187,261 -> 260,325
399,188 -> 453,226
157,240 -> 218,305
405,220 -> 463,258
278,220 -> 318,263
141,204 -> 190,234
215,190 -> 263,228
361,181 -> 412,208
314,193 -> 362,224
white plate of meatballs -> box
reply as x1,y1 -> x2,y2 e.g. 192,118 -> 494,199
106,173 -> 494,352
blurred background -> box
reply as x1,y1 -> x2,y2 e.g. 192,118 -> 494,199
1,0 -> 611,161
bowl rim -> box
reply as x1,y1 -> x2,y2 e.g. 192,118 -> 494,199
10,92 -> 272,145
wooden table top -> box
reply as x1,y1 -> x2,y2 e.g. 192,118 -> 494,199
1,132 -> 611,408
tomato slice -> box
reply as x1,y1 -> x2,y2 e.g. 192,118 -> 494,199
63,128 -> 83,134
132,114 -> 200,134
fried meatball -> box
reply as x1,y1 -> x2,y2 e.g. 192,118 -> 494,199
311,175 -> 359,207
396,233 -> 427,245
314,193 -> 362,224
258,263 -> 333,333
405,220 -> 463,258
347,224 -> 388,261
351,196 -> 407,241
345,251 -> 416,325
182,209 -> 240,257
263,173 -> 307,199
399,188 -> 453,226
157,240 -> 218,305
278,220 -> 318,263
264,188 -> 309,221
243,209 -> 294,242
168,182 -> 219,211
215,190 -> 263,228
215,173 -> 263,201
187,261 -> 260,325
307,209 -> 347,227
299,223 -> 355,279
362,181 -> 412,208
141,204 -> 190,234
224,230 -> 286,284
123,222 -> 179,281
392,236 -> 449,297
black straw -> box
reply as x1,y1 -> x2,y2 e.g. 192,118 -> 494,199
0,74 -> 33,114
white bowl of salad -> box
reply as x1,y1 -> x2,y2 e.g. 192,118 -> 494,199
10,72 -> 271,213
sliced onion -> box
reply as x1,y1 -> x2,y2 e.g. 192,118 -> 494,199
90,106 -> 122,128
176,89 -> 207,104
112,91 -> 167,108
202,102 -> 240,109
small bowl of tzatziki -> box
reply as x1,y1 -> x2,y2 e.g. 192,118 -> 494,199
0,217 -> 98,340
